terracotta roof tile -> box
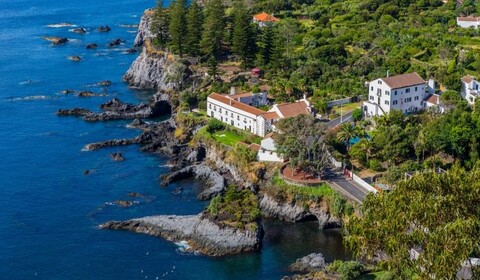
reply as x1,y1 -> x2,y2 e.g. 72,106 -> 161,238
262,111 -> 279,120
424,94 -> 439,105
462,75 -> 474,83
263,132 -> 274,139
457,16 -> 480,22
208,93 -> 265,116
248,143 -> 261,152
382,72 -> 425,89
276,101 -> 309,118
253,12 -> 279,22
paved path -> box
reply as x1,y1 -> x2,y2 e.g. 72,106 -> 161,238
323,171 -> 369,204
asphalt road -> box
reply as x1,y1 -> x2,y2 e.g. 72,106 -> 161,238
323,171 -> 369,204
326,110 -> 354,128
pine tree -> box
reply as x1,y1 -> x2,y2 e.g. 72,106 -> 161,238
186,1 -> 203,56
151,0 -> 170,49
201,0 -> 225,68
168,0 -> 187,56
231,0 -> 256,68
258,23 -> 274,66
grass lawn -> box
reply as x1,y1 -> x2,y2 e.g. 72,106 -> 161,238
273,175 -> 336,198
212,129 -> 246,146
331,101 -> 362,114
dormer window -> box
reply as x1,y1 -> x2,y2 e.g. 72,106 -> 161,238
378,80 -> 382,84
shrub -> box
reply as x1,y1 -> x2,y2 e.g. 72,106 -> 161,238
206,118 -> 225,134
368,159 -> 382,171
328,260 -> 365,280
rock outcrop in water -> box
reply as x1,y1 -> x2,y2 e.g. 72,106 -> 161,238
162,164 -> 226,200
57,94 -> 171,121
289,253 -> 327,273
100,214 -> 262,256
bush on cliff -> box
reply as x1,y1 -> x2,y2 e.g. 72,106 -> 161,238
206,185 -> 260,231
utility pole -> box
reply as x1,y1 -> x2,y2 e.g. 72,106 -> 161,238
340,103 -> 343,124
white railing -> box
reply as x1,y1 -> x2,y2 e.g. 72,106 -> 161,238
352,173 -> 378,193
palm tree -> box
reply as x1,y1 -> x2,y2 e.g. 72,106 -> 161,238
337,123 -> 360,150
359,138 -> 374,162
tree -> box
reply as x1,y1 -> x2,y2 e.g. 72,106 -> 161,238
168,0 -> 188,55
257,23 -> 275,66
337,123 -> 360,150
201,0 -> 225,67
151,0 -> 170,49
186,0 -> 203,56
231,0 -> 256,68
274,114 -> 330,176
276,18 -> 298,61
346,164 -> 480,279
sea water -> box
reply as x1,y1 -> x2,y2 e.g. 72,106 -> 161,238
0,0 -> 348,279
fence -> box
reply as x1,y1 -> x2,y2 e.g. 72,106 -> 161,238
326,96 -> 358,108
352,173 -> 378,194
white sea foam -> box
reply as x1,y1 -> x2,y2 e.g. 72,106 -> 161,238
8,95 -> 49,101
47,23 -> 76,28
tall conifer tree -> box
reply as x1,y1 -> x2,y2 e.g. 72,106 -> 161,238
201,0 -> 225,71
186,1 -> 203,56
168,0 -> 187,56
231,0 -> 255,68
151,0 -> 170,49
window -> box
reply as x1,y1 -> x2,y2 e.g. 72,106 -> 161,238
385,91 -> 390,96
231,113 -> 233,117
209,104 -> 212,109
394,90 -> 397,95
369,96 -> 374,100
378,80 -> 382,84
377,88 -> 382,95
385,100 -> 390,105
219,108 -> 222,113
237,115 -> 240,120
393,100 -> 398,105
371,86 -> 373,91
406,88 -> 410,93
214,106 -> 217,111
414,96 -> 419,101
231,120 -> 234,125
415,87 -> 418,91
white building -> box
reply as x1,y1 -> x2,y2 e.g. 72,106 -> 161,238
461,75 -> 480,105
207,92 -> 312,137
457,16 -> 480,28
363,72 -> 432,117
423,94 -> 445,113
257,133 -> 283,162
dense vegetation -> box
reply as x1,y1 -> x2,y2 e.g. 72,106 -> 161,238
152,0 -> 480,105
206,185 -> 260,231
345,164 -> 480,279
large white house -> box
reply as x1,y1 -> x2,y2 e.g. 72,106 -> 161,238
461,75 -> 480,105
457,16 -> 480,28
207,91 -> 312,137
363,72 -> 434,117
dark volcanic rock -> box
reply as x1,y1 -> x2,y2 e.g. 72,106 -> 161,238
60,89 -> 75,94
162,164 -> 225,200
68,56 -> 81,62
114,200 -> 135,207
43,36 -> 69,45
72,28 -> 87,34
97,25 -> 111,32
57,94 -> 171,122
83,139 -> 138,151
86,43 -> 98,49
57,108 -> 91,117
126,48 -> 137,54
289,253 -> 326,273
97,80 -> 111,86
77,91 -> 105,97
99,214 -> 262,256
108,38 -> 124,47
110,152 -> 125,161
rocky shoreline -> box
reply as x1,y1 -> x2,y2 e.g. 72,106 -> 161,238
100,214 -> 263,256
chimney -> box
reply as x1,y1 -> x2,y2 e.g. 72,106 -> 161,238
386,70 -> 389,77
230,86 -> 236,95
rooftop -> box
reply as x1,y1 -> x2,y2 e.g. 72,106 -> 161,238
275,101 -> 310,118
424,94 -> 440,105
253,12 -> 279,22
381,72 -> 425,89
457,16 -> 480,22
262,111 -> 280,120
462,75 -> 474,83
208,93 -> 266,116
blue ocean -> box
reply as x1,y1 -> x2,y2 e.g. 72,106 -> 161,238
0,0 -> 347,279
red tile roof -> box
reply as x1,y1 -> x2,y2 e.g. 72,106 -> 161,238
263,132 -> 274,139
248,143 -> 261,152
276,101 -> 309,118
424,94 -> 439,105
262,111 -> 279,120
457,16 -> 480,22
253,12 -> 279,22
208,93 -> 265,116
382,72 -> 425,89
462,75 -> 474,83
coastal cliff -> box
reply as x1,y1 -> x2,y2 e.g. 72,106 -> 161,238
124,10 -> 190,90
100,214 -> 262,256
133,9 -> 154,47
